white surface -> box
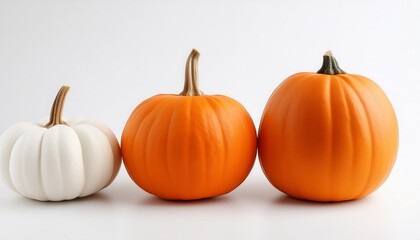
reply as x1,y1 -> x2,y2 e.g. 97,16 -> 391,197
0,0 -> 419,239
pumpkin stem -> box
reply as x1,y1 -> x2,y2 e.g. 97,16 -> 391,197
180,49 -> 203,96
317,51 -> 346,75
44,86 -> 70,128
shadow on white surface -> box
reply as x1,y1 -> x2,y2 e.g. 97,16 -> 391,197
5,191 -> 112,208
141,195 -> 231,206
0,173 -> 413,240
274,194 -> 371,207
101,170 -> 274,206
104,176 -> 237,207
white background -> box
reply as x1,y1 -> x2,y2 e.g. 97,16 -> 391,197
0,0 -> 419,239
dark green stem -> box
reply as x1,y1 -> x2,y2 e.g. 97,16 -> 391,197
317,51 -> 346,75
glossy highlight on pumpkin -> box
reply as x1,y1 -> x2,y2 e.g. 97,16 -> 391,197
258,51 -> 399,202
121,49 -> 257,200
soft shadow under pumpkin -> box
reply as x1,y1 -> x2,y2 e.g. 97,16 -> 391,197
8,191 -> 112,208
140,195 -> 232,207
273,194 -> 373,207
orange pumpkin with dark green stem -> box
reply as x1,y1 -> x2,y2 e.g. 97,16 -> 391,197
258,51 -> 398,202
121,49 -> 257,200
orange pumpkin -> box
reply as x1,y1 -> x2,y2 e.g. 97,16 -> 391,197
258,51 -> 398,202
121,49 -> 257,200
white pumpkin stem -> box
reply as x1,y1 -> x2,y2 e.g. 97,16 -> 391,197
180,49 -> 203,96
44,86 -> 70,128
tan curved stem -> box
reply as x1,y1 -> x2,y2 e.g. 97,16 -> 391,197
44,86 -> 70,128
180,49 -> 203,96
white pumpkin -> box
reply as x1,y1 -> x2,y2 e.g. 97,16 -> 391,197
0,86 -> 121,201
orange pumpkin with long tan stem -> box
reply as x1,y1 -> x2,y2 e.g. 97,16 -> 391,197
258,51 -> 398,202
121,49 -> 257,200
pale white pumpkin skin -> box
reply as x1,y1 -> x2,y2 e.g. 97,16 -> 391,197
0,118 -> 121,201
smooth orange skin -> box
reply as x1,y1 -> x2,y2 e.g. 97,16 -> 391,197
121,94 -> 257,200
258,72 -> 398,202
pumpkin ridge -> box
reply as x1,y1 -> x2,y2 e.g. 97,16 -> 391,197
336,75 -> 355,199
203,97 -> 226,193
274,87 -> 293,192
274,73 -> 315,112
339,75 -> 375,198
351,76 -> 397,194
38,131 -> 48,200
79,124 -> 115,191
276,74 -> 315,195
205,96 -> 229,189
122,108 -> 152,193
69,127 -> 86,198
55,128 -> 65,200
326,74 -> 334,200
163,98 -> 179,191
126,95 -> 170,128
208,95 -> 257,194
79,125 -> 116,197
83,121 -> 121,189
2,123 -> 35,193
26,129 -> 50,199
184,97 -> 193,196
142,97 -> 176,195
264,73 -> 311,114
13,133 -> 27,197
259,74 -> 309,195
126,95 -> 171,135
127,97 -> 169,155
191,99 -> 210,195
125,96 -> 174,157
127,105 -> 156,156
259,73 -> 308,133
12,132 -> 29,197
